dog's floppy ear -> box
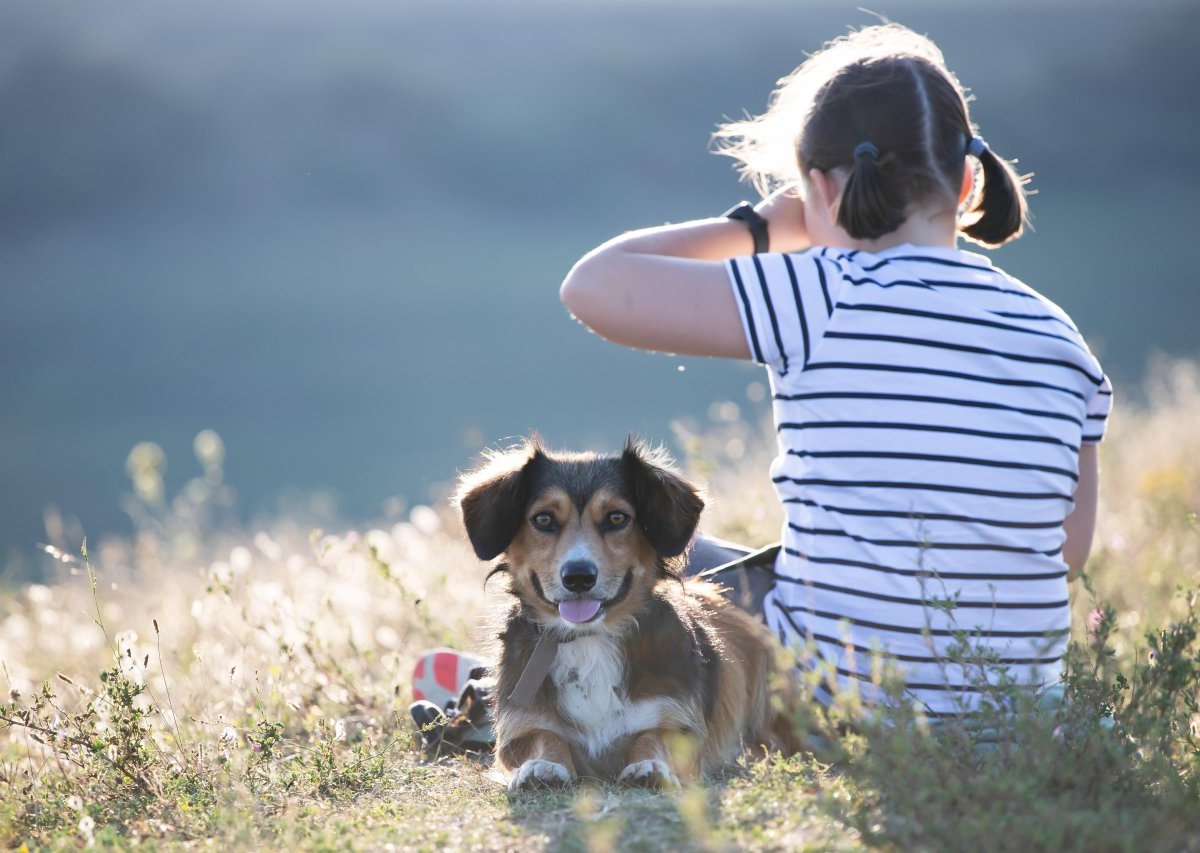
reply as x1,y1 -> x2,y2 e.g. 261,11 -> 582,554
622,437 -> 704,557
455,439 -> 544,561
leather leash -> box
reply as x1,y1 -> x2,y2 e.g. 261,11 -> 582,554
507,629 -> 563,708
695,542 -> 782,582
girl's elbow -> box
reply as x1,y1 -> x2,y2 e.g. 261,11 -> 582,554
560,258 -> 600,322
559,268 -> 583,314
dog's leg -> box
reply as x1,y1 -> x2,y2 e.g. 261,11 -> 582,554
500,729 -> 577,791
619,729 -> 690,790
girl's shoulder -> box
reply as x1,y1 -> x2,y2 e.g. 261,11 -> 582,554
818,242 -> 1003,281
813,242 -> 1086,337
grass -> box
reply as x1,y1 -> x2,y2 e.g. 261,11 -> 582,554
2,361 -> 1199,850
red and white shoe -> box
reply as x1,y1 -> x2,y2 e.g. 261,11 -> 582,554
412,648 -> 487,711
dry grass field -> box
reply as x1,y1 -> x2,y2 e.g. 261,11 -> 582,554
1,361 -> 1198,850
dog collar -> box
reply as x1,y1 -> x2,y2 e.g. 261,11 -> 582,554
507,628 -> 573,708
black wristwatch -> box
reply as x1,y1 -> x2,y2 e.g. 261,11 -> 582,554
723,202 -> 770,254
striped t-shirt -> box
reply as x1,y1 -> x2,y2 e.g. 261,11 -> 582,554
727,243 -> 1113,717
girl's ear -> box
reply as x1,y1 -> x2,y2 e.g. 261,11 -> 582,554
455,440 -> 543,561
806,168 -> 842,216
959,158 -> 975,206
621,438 -> 704,557
804,167 -> 853,247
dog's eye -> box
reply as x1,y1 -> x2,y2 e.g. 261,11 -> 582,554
605,511 -> 630,529
531,512 -> 556,531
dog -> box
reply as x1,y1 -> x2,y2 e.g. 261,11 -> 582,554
455,437 -> 796,790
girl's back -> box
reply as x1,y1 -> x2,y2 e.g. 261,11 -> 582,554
731,243 -> 1110,715
560,22 -> 1113,716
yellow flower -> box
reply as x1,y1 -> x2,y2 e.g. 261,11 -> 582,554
1139,464 -> 1187,498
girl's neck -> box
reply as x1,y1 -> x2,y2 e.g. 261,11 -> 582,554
839,202 -> 959,254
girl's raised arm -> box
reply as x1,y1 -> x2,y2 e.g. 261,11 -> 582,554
560,190 -> 808,359
560,219 -> 751,359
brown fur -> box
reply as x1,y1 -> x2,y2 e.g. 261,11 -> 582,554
456,438 -> 797,788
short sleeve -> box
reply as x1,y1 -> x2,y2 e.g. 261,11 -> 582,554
726,251 -> 836,374
1082,373 -> 1114,444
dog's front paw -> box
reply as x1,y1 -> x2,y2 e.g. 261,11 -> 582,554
619,759 -> 680,790
508,759 -> 574,791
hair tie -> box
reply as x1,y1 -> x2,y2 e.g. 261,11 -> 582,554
853,141 -> 879,161
966,136 -> 988,158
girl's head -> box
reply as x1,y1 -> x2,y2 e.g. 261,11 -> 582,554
716,24 -> 1028,248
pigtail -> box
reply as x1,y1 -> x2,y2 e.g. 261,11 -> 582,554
838,147 -> 907,240
961,144 -> 1029,248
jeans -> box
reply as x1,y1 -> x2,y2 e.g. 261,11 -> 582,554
683,535 -> 779,620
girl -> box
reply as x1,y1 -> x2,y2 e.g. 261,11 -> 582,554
559,24 -> 1112,717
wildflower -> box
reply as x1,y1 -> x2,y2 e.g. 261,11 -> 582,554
410,505 -> 441,536
1086,608 -> 1105,642
221,726 -> 239,745
115,629 -> 138,654
78,814 -> 95,845
230,546 -> 253,575
334,719 -> 346,742
67,795 -> 84,811
27,585 -> 53,606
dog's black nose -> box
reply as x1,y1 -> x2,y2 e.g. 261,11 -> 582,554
560,560 -> 598,592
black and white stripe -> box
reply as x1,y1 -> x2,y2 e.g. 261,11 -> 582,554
728,244 -> 1112,714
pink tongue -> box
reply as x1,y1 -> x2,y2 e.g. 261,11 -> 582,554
558,598 -> 602,623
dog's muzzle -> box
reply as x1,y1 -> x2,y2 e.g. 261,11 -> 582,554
560,559 -> 598,592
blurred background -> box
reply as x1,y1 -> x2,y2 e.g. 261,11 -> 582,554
2,0 -> 1197,578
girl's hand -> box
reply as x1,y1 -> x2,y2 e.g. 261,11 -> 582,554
755,184 -> 809,254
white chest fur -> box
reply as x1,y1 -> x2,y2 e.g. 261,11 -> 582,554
552,635 -> 625,731
547,633 -> 692,762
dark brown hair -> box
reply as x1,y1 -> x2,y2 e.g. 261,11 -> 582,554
715,24 -> 1029,248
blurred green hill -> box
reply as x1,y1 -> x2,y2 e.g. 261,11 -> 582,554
1,0 -> 1197,574
3,1 -> 1196,229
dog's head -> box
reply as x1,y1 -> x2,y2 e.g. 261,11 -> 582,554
455,437 -> 704,635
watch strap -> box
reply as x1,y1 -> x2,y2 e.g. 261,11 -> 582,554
723,202 -> 770,254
